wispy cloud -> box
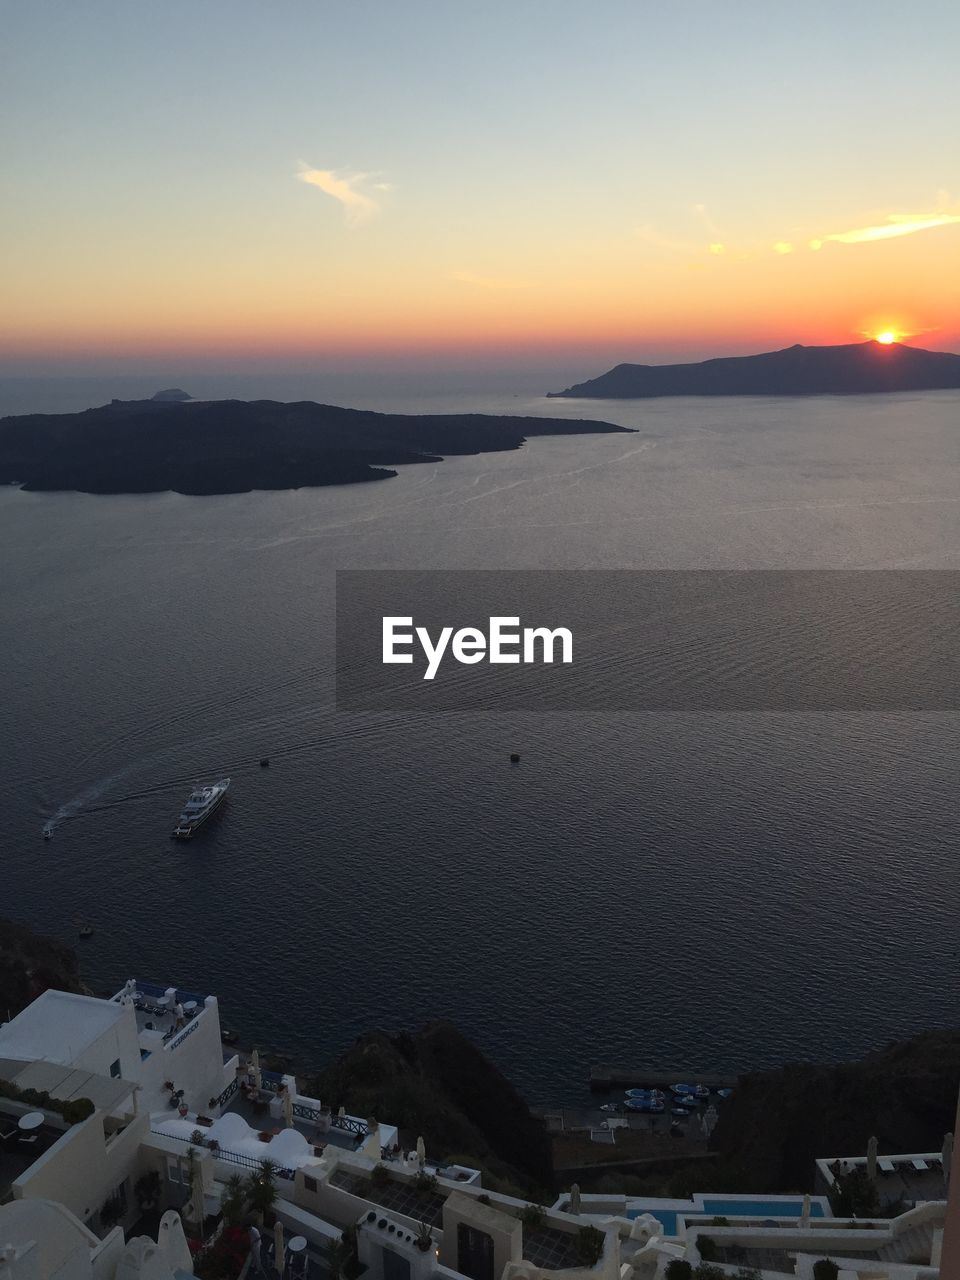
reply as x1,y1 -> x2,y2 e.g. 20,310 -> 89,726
815,210 -> 960,247
449,270 -> 528,291
297,165 -> 387,226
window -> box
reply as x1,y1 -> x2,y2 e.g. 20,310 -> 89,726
304,1175 -> 318,1193
109,1058 -> 121,1078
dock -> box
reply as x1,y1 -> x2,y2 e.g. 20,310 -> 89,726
589,1065 -> 739,1091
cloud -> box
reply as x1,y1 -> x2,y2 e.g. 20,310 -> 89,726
449,271 -> 528,291
297,166 -> 385,226
820,210 -> 960,246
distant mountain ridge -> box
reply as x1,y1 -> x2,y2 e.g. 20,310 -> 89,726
549,341 -> 960,399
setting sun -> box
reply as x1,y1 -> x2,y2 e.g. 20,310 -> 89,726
874,330 -> 898,344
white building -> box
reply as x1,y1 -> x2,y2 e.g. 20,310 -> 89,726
2,982 -> 956,1280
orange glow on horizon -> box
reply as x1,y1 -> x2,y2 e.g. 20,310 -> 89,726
874,330 -> 898,344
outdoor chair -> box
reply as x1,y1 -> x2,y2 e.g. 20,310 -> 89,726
18,1133 -> 38,1147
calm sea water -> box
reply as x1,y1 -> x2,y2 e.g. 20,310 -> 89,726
2,375 -> 959,1104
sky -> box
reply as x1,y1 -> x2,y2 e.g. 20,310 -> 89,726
2,0 -> 959,378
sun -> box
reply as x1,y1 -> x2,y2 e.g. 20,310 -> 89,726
874,330 -> 898,345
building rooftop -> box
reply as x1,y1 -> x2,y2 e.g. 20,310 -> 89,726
0,1056 -> 136,1113
0,990 -> 127,1065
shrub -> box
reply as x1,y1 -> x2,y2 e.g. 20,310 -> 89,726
0,1076 -> 93,1125
371,1163 -> 391,1187
191,1128 -> 206,1147
665,1262 -> 692,1280
693,1267 -> 726,1280
414,1171 -> 438,1195
135,1171 -> 161,1209
574,1225 -> 604,1267
696,1236 -> 717,1262
519,1203 -> 546,1229
813,1262 -> 839,1280
477,1194 -> 491,1205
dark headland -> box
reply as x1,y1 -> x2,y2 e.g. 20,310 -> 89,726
0,396 -> 631,496
549,340 -> 960,399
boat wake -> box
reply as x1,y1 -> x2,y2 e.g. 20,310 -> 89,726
41,767 -> 131,837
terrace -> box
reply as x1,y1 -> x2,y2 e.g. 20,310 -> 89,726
111,978 -> 211,1048
818,1150 -> 950,1210
0,1113 -> 65,1199
334,1168 -> 448,1227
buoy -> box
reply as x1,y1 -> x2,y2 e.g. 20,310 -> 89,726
510,753 -> 520,764
259,757 -> 270,768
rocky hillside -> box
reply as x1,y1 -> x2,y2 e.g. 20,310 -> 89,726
710,1030 -> 960,1192
0,916 -> 83,1019
309,1022 -> 554,1195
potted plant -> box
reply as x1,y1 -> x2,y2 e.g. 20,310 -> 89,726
245,1159 -> 278,1225
178,1102 -> 189,1118
190,1128 -> 206,1147
415,1221 -> 434,1253
220,1173 -> 247,1227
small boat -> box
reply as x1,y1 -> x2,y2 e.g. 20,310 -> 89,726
259,758 -> 270,768
510,753 -> 520,763
78,925 -> 94,939
626,1099 -> 664,1113
626,1088 -> 664,1098
717,1088 -> 733,1099
42,826 -> 53,841
670,1107 -> 690,1118
171,778 -> 230,839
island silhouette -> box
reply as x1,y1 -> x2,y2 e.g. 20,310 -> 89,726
549,340 -> 960,399
0,396 -> 630,496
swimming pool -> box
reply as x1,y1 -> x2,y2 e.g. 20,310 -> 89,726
626,1196 -> 827,1235
701,1198 -> 825,1218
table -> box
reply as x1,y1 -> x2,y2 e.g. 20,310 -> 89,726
184,1000 -> 198,1014
288,1237 -> 307,1253
18,1112 -> 44,1132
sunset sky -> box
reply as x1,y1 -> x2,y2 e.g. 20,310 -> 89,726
3,0 -> 959,376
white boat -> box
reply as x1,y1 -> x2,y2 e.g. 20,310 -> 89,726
171,778 -> 230,839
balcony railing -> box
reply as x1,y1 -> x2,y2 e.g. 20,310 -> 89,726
150,1127 -> 294,1181
331,1113 -> 369,1137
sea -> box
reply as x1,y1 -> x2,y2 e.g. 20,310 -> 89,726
2,372 -> 959,1105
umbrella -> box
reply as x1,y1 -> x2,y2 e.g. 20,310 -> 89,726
250,1048 -> 262,1092
800,1193 -> 811,1227
190,1165 -> 206,1232
274,1220 -> 285,1274
943,1132 -> 954,1186
282,1089 -> 294,1128
867,1134 -> 878,1181
416,1136 -> 426,1170
569,1183 -> 581,1215
338,1105 -> 346,1119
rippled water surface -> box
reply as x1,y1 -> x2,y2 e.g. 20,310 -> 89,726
2,378 -> 959,1102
